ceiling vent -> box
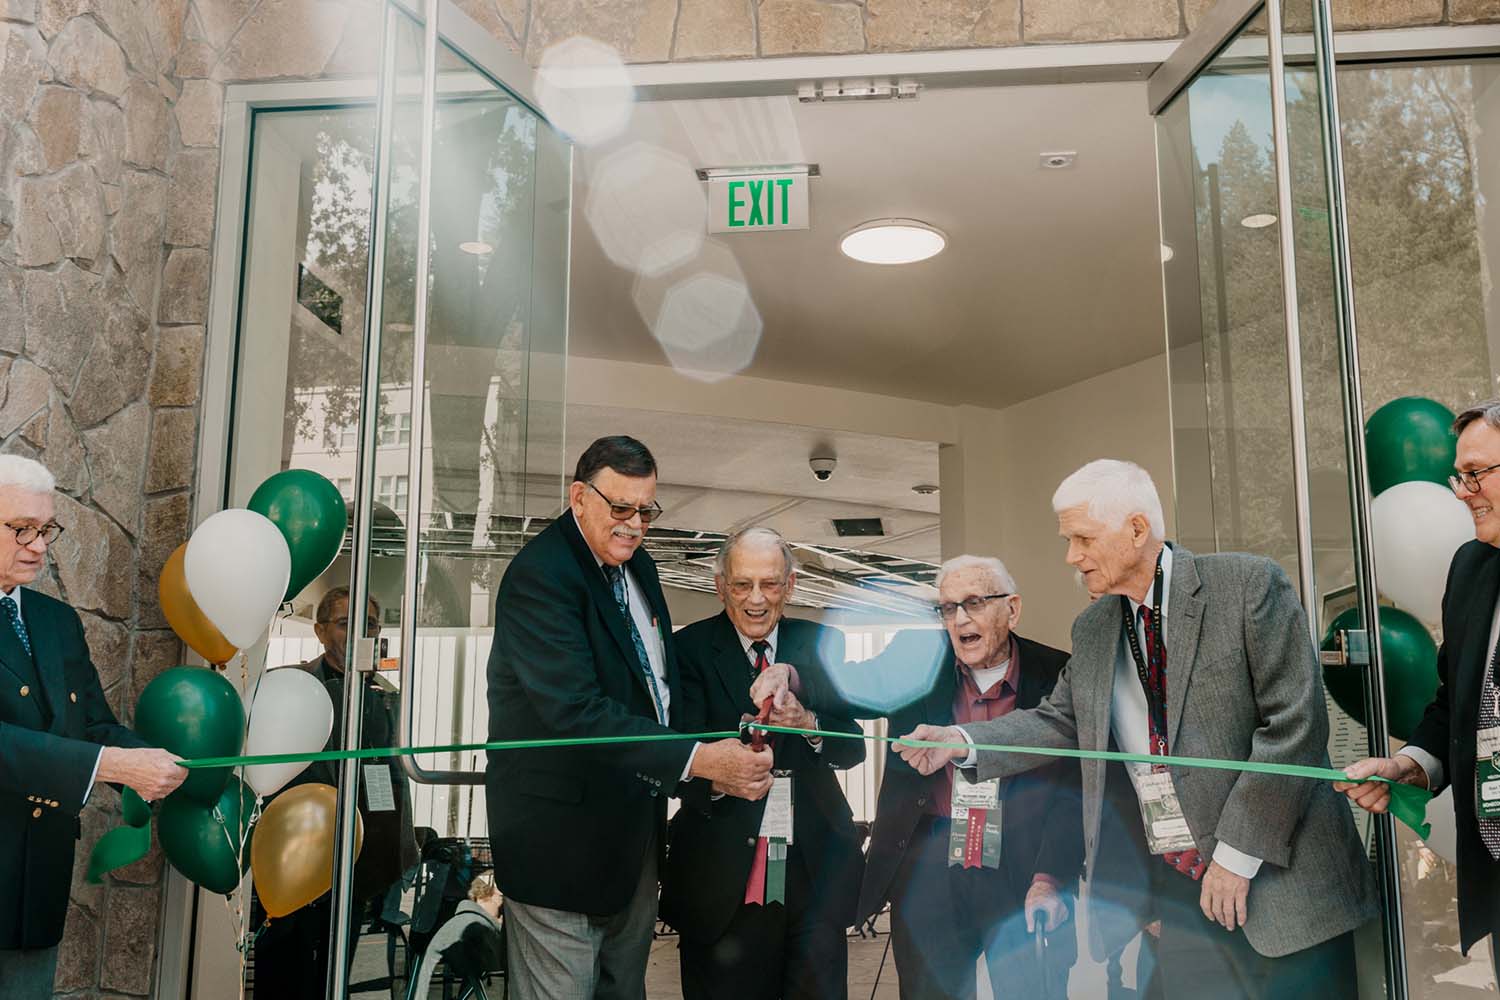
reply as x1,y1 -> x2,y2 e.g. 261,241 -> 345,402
832,517 -> 885,537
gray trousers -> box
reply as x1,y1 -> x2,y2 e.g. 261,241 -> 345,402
0,946 -> 58,1000
505,847 -> 659,1000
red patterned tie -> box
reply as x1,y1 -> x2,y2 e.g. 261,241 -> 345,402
1139,606 -> 1205,881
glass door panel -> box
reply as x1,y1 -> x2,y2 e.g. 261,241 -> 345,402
1153,0 -> 1404,994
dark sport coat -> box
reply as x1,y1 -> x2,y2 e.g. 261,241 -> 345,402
0,587 -> 144,948
660,613 -> 865,943
1407,538 -> 1500,955
485,511 -> 695,916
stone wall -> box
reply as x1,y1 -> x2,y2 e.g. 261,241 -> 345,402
449,0 -> 1500,63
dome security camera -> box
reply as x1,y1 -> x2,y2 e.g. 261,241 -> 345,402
809,455 -> 837,482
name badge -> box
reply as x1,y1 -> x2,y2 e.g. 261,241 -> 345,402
758,775 -> 793,842
949,777 -> 1002,869
363,763 -> 397,812
1477,726 -> 1500,820
1130,766 -> 1196,855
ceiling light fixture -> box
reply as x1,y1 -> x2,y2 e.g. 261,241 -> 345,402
839,219 -> 946,265
1160,243 -> 1174,263
1240,214 -> 1277,229
459,241 -> 494,255
911,484 -> 939,495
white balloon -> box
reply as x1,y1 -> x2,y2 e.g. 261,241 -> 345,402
184,509 -> 291,648
244,666 -> 334,797
1370,481 -> 1473,625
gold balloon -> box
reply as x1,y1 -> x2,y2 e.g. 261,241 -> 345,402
159,544 -> 237,667
250,783 -> 364,918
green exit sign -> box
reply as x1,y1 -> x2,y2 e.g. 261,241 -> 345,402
706,170 -> 811,234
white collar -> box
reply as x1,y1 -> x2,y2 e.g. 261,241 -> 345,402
737,623 -> 780,660
1,586 -> 20,612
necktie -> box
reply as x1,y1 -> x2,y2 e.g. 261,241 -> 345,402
749,639 -> 770,686
1478,644 -> 1500,860
1,595 -> 31,657
603,564 -> 666,723
1139,606 -> 1206,880
744,637 -> 778,906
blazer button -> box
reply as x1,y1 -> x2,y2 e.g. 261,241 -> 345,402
18,686 -> 28,697
746,837 -> 756,847
31,808 -> 41,819
70,692 -> 77,703
916,797 -> 926,807
897,839 -> 907,850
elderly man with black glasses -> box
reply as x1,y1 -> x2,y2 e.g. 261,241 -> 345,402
485,436 -> 772,1000
755,554 -> 1084,999
0,455 -> 186,998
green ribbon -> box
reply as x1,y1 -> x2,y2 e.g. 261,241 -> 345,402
86,788 -> 152,884
87,726 -> 1430,882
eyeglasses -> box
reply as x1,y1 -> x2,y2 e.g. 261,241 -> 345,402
585,481 -> 663,524
727,579 -> 787,599
5,521 -> 63,546
1449,463 -> 1500,495
935,594 -> 1011,620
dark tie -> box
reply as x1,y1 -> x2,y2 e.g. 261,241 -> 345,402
749,639 -> 770,685
1,595 -> 31,658
1139,606 -> 1206,881
603,564 -> 666,723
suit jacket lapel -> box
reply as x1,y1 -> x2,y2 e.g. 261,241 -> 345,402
1456,547 -> 1500,738
1165,548 -> 1205,752
923,642 -> 958,726
0,603 -> 31,689
708,613 -> 752,712
1073,599 -> 1116,752
18,592 -> 66,730
559,513 -> 650,691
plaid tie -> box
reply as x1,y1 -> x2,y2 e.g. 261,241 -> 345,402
603,564 -> 666,723
1,595 -> 30,657
1478,647 -> 1500,860
1140,606 -> 1206,880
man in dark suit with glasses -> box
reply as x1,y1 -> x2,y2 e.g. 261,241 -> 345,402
0,455 -> 186,997
1340,398 -> 1500,983
486,436 -> 773,999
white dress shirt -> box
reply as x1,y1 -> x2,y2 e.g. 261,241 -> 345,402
595,558 -> 696,781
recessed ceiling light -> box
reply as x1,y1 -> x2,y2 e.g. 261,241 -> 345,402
1160,243 -> 1174,263
1240,214 -> 1277,229
839,219 -> 946,265
911,483 -> 939,495
459,241 -> 494,255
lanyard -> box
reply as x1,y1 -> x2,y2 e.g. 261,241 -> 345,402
1121,550 -> 1167,752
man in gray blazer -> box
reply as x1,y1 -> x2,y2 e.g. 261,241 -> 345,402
895,459 -> 1378,999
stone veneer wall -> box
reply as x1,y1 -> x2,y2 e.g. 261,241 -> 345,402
3,0 -> 1499,997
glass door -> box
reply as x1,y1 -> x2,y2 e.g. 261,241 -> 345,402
328,0 -> 570,995
1152,0 -> 1406,995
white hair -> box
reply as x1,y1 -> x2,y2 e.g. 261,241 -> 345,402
1051,459 -> 1165,539
935,554 -> 1017,595
714,526 -> 797,579
0,455 -> 56,494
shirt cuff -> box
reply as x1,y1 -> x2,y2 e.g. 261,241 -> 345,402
1212,841 -> 1263,879
806,715 -> 823,752
1397,746 -> 1442,790
680,743 -> 700,784
956,727 -> 978,769
83,747 -> 103,808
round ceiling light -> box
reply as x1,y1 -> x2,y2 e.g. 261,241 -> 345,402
1240,213 -> 1277,229
459,241 -> 494,255
839,219 -> 947,265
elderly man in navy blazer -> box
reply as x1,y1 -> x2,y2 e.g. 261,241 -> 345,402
0,455 -> 186,997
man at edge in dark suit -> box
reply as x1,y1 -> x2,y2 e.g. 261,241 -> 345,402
485,436 -> 772,1000
0,455 -> 186,997
1340,398 -> 1500,981
662,526 -> 866,999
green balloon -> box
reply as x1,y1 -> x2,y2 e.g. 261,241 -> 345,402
248,469 -> 349,603
1321,606 -> 1438,740
1364,397 -> 1457,496
159,779 -> 257,895
135,667 -> 245,806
